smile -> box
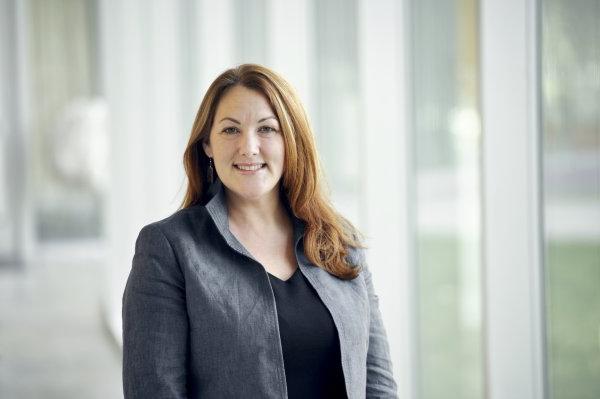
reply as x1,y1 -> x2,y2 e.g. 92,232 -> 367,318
234,163 -> 266,171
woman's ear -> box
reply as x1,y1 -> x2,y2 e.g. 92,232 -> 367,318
202,140 -> 213,158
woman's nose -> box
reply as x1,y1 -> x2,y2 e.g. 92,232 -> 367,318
239,130 -> 259,156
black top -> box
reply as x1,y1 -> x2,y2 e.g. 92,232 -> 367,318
268,268 -> 348,399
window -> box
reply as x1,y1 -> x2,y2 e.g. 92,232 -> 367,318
411,0 -> 484,397
542,1 -> 600,397
312,0 -> 362,226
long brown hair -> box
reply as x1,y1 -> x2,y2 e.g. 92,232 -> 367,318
181,64 -> 363,279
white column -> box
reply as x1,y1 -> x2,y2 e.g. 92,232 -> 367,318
358,0 -> 416,398
0,0 -> 16,260
99,0 -> 155,345
266,0 -> 313,112
11,0 -> 36,264
195,0 -> 235,92
480,0 -> 546,398
98,0 -> 237,345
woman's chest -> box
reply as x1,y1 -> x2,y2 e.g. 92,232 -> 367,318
179,244 -> 370,396
230,229 -> 298,280
182,249 -> 370,352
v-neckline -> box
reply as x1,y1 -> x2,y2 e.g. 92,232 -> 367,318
268,267 -> 299,283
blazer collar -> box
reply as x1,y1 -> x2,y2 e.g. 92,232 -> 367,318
204,181 -> 307,259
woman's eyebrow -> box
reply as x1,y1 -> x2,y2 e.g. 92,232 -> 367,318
219,117 -> 240,124
218,116 -> 277,124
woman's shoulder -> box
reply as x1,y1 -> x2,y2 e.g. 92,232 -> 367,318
138,204 -> 213,243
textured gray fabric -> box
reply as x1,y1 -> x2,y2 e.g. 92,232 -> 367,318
122,182 -> 398,398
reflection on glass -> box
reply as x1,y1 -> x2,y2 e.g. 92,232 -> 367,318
542,1 -> 600,398
411,0 -> 483,398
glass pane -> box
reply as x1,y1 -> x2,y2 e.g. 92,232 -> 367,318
28,0 -> 105,241
312,0 -> 361,226
542,1 -> 600,398
411,0 -> 484,398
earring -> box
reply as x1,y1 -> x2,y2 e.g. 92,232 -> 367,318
207,157 -> 214,184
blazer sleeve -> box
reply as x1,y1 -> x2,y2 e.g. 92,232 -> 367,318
362,258 -> 399,398
122,223 -> 189,399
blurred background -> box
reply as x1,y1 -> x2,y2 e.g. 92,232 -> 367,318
0,0 -> 598,398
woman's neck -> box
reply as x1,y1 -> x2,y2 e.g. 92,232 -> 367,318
225,188 -> 291,235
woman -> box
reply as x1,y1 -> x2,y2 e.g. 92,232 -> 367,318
122,64 -> 397,398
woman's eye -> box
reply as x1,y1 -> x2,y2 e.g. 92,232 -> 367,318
222,127 -> 239,134
258,126 -> 276,133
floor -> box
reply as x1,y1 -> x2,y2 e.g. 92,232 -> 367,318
0,260 -> 122,399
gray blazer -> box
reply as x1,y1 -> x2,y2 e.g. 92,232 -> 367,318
122,183 -> 398,398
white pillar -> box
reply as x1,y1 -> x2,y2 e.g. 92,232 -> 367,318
0,0 -> 17,260
195,0 -> 236,92
480,0 -> 546,398
266,0 -> 313,112
3,0 -> 36,265
358,0 -> 416,398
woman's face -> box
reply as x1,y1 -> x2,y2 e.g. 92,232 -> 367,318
203,85 -> 285,204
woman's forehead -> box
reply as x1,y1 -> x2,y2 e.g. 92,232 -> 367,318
215,86 -> 276,119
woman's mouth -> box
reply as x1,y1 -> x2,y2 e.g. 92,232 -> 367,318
234,163 -> 266,172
